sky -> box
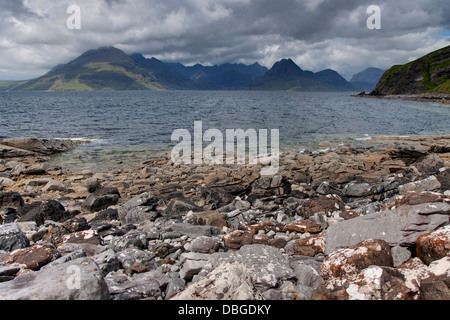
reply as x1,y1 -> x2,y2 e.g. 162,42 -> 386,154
0,0 -> 449,80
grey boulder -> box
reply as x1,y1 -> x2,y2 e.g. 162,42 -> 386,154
0,258 -> 110,300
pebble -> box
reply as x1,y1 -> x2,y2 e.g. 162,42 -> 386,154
0,136 -> 449,300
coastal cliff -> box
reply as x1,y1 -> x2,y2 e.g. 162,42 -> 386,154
372,45 -> 450,96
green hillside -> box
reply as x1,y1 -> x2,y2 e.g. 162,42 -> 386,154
372,45 -> 450,95
13,47 -> 193,91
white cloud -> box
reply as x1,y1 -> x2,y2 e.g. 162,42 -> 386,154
0,0 -> 449,80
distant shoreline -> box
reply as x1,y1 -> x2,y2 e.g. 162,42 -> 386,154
353,92 -> 450,107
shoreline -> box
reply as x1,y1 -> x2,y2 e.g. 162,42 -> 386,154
40,132 -> 450,174
353,92 -> 450,106
0,136 -> 449,300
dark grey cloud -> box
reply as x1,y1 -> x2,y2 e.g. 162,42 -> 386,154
0,0 -> 449,80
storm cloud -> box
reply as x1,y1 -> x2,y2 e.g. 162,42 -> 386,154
0,0 -> 449,80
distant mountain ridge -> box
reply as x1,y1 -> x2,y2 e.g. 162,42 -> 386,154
168,62 -> 268,89
350,67 -> 385,92
247,58 -> 361,91
4,46 -> 368,92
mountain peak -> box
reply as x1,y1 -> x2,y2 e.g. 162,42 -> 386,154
72,46 -> 131,66
266,58 -> 304,80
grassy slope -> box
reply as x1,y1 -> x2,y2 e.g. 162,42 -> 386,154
375,45 -> 450,95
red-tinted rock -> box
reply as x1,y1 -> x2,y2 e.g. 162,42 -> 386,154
293,233 -> 325,257
321,239 -> 394,280
390,191 -> 447,208
312,265 -> 414,300
283,220 -> 322,234
2,243 -> 60,271
223,230 -> 253,250
61,229 -> 103,246
252,233 -> 269,245
416,225 -> 450,265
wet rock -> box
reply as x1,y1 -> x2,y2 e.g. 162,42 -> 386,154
0,257 -> 110,300
0,138 -> 82,156
416,225 -> 450,265
0,144 -> 35,158
0,223 -> 29,252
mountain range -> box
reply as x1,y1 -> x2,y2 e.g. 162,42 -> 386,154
3,46 -> 379,92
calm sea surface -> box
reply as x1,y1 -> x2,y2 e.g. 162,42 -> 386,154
1,90 -> 449,171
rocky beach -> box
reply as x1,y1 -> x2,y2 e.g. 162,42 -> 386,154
0,135 -> 449,300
